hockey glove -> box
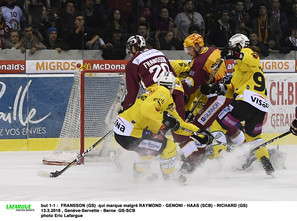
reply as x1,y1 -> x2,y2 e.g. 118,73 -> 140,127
162,111 -> 180,131
200,83 -> 211,95
209,83 -> 227,95
290,119 -> 297,135
191,130 -> 213,145
231,47 -> 244,60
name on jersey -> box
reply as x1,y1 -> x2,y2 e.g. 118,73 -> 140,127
243,90 -> 269,112
114,116 -> 134,136
143,57 -> 167,69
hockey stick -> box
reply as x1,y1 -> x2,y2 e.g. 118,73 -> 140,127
251,131 -> 291,152
252,106 -> 297,151
186,59 -> 224,122
38,130 -> 113,178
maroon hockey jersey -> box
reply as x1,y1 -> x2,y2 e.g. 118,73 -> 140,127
123,49 -> 176,109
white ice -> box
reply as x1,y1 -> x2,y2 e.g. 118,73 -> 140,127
1,144 -> 297,201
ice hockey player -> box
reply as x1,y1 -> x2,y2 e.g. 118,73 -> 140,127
178,33 -> 245,172
121,35 -> 186,144
202,33 -> 274,175
113,71 -> 212,182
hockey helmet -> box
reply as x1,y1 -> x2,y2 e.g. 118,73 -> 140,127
126,35 -> 146,54
183,33 -> 204,48
228,33 -> 250,49
158,71 -> 176,92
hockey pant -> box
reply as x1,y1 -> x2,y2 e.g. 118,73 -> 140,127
210,100 -> 269,161
114,133 -> 177,176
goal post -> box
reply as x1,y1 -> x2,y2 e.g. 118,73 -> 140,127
43,68 -> 126,165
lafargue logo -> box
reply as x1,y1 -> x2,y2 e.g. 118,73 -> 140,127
6,204 -> 35,212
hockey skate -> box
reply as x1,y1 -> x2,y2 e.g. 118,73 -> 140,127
260,156 -> 275,175
241,151 -> 257,170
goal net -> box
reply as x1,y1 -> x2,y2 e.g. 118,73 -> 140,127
43,69 -> 126,165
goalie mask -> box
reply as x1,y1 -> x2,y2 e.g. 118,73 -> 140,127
158,71 -> 175,93
228,33 -> 250,50
126,35 -> 146,55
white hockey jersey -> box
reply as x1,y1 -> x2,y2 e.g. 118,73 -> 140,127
1,6 -> 23,30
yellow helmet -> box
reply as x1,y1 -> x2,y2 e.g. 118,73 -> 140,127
184,33 -> 204,48
170,60 -> 190,77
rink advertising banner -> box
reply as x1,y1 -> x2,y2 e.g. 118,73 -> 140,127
225,60 -> 296,73
0,60 -> 25,73
26,60 -> 83,73
263,73 -> 297,133
83,60 -> 128,72
0,76 -> 72,139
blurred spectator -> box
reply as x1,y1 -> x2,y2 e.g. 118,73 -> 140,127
1,0 -> 26,30
3,29 -> 19,48
28,3 -> 52,40
0,7 -> 9,48
174,0 -> 205,40
267,35 -> 281,53
102,27 -> 126,60
137,22 -> 154,48
196,0 -> 213,35
248,31 -> 270,57
154,30 -> 183,50
43,27 -> 69,53
212,0 -> 234,17
151,0 -> 176,26
130,15 -> 151,34
288,1 -> 297,28
252,3 -> 282,45
69,14 -> 100,49
57,0 -> 76,42
107,0 -> 134,22
18,25 -> 46,54
230,0 -> 252,35
269,0 -> 289,41
281,27 -> 297,52
105,9 -> 128,39
243,0 -> 258,18
83,0 -> 106,36
153,6 -> 174,32
207,9 -> 233,48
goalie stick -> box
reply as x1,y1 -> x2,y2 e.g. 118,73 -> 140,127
38,130 -> 113,178
185,59 -> 224,122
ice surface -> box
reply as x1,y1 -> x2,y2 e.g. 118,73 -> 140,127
1,145 -> 297,201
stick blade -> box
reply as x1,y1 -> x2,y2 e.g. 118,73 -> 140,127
37,170 -> 51,177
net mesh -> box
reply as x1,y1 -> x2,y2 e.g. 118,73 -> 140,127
43,70 -> 125,165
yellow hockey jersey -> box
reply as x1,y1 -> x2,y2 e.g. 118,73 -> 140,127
226,48 -> 269,112
114,85 -> 199,138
